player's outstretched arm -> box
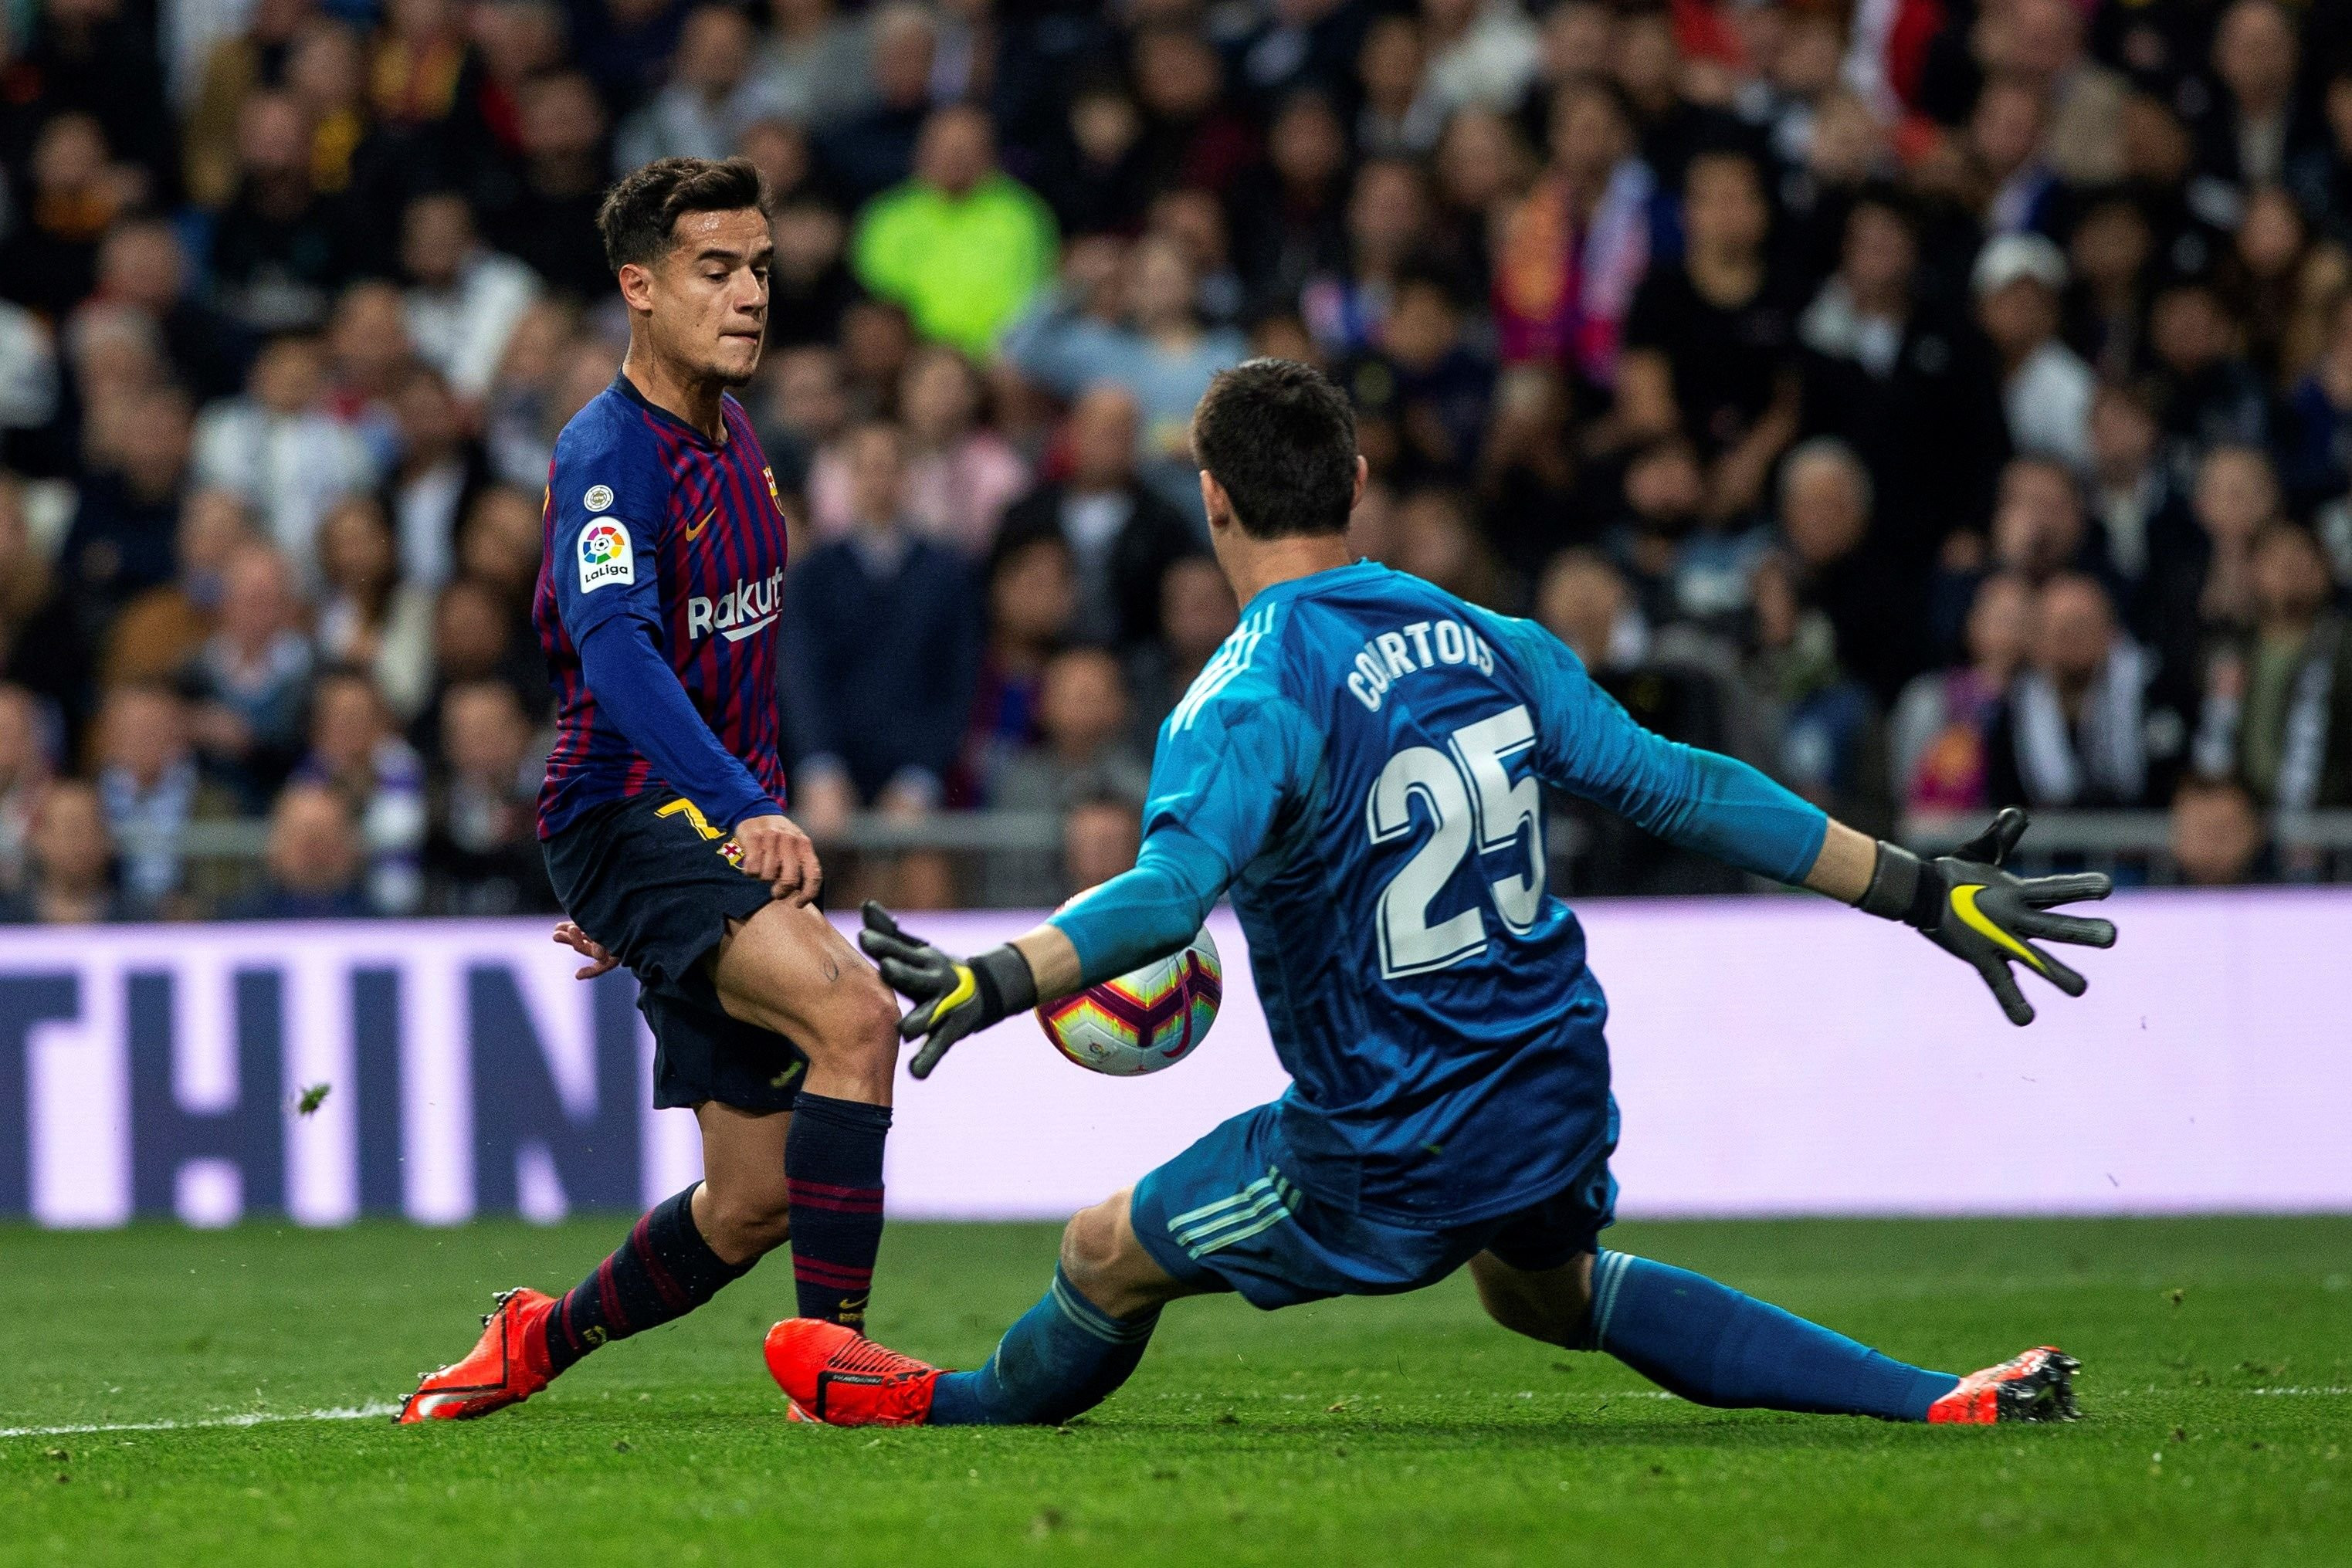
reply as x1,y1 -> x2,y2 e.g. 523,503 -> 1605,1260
1811,808 -> 2117,1026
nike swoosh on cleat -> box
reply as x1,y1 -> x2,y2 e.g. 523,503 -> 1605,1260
683,508 -> 716,540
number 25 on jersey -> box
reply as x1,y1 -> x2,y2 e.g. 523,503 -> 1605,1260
1366,704 -> 1547,979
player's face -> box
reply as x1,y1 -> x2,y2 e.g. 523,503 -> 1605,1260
647,208 -> 772,388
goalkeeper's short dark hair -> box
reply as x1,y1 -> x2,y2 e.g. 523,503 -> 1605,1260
596,157 -> 770,274
1188,358 -> 1357,540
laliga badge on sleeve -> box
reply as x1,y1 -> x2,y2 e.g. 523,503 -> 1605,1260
578,518 -> 635,592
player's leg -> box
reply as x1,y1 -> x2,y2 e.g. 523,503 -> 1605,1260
539,1101 -> 791,1373
764,1185 -> 1211,1427
710,900 -> 902,1326
1470,1245 -> 1963,1420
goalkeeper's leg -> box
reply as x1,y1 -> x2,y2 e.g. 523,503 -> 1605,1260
1472,1251 -> 2076,1424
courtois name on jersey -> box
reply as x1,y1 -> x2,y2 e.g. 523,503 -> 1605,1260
1099,562 -> 1828,1228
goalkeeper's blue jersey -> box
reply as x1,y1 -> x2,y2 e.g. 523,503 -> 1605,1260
1057,561 -> 1828,1228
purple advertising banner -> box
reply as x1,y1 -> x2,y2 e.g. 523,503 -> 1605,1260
0,890 -> 2343,1228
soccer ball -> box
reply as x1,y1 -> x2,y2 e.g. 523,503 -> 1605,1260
1037,927 -> 1222,1075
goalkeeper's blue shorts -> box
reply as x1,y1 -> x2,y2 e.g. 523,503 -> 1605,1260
1129,1099 -> 1618,1311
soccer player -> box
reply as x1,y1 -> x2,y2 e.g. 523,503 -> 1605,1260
768,360 -> 2115,1430
399,157 -> 902,1423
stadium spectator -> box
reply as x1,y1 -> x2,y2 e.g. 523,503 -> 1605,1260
63,384 -> 195,621
1061,786 -> 1141,898
993,385 -> 1200,651
0,113 -> 131,321
1774,435 -> 1917,705
181,540 -> 315,803
1306,156 -> 1438,359
191,333 -> 379,577
222,782 -> 370,919
2086,382 -> 2195,632
781,421 -> 981,836
614,4 -> 793,172
767,194 -> 859,354
323,283 -> 415,474
1889,572 -> 2035,815
1493,78 -> 1666,386
957,534 -> 1073,806
0,686 -> 53,896
1973,234 -> 2095,474
315,496 -> 436,723
991,646 -> 1150,814
208,91 -> 359,334
815,2 -> 939,205
754,0 -> 869,130
102,488 -> 252,689
1618,147 -> 1798,526
93,682 -> 242,913
290,666 -> 428,913
381,362 -> 492,592
893,345 -> 1029,554
93,216 -> 252,402
1344,266 -> 1493,488
423,679 -> 554,914
1002,235 -> 1247,519
2148,442 -> 2284,685
1797,189 -> 2009,578
2191,523 -> 2352,810
1127,554 -> 1238,738
0,472 -> 86,722
478,72 -> 616,304
0,781 -> 130,926
398,191 -> 543,405
2167,774 -> 2272,888
1736,546 -> 1881,824
1990,573 -> 2153,811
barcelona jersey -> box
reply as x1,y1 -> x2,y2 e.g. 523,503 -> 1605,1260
534,375 -> 791,838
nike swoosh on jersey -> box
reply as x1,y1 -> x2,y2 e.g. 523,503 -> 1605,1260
683,508 -> 716,540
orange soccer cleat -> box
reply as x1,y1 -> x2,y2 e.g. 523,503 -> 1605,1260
1926,1346 -> 2082,1425
395,1288 -> 557,1424
763,1318 -> 943,1427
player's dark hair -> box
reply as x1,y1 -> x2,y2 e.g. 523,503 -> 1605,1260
596,156 -> 770,273
1189,358 -> 1357,540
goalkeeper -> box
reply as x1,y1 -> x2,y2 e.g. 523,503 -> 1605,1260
768,361 -> 2117,1431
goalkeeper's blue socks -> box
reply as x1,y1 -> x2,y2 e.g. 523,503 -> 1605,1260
927,1268 -> 1161,1425
1588,1251 -> 1958,1420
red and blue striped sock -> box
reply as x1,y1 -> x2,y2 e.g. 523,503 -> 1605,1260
786,1092 -> 893,1328
543,1184 -> 751,1373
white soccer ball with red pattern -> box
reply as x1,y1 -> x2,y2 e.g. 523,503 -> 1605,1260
1036,927 -> 1222,1076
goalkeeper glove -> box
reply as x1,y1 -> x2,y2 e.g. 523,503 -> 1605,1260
857,901 -> 1038,1079
1856,808 -> 2117,1026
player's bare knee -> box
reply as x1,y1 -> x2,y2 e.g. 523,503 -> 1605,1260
1058,1197 -> 1127,1294
700,1180 -> 792,1261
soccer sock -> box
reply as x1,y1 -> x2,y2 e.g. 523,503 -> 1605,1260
1587,1251 -> 1960,1421
543,1183 -> 751,1374
785,1092 -> 893,1328
927,1268 -> 1161,1426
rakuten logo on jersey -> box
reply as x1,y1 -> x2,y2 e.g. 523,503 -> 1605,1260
686,568 -> 786,642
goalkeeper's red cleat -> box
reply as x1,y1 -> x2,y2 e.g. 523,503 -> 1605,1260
395,1287 -> 557,1424
1926,1346 -> 2082,1424
764,1318 -> 942,1427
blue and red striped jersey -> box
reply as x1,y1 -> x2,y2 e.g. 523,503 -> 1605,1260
535,374 -> 791,838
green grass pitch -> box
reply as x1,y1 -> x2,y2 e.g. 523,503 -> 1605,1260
2,1216 -> 2347,1565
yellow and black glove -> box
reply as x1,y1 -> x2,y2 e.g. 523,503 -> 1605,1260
858,902 -> 1038,1079
1858,808 -> 2117,1025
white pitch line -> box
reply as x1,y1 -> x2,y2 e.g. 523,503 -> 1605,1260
0,1400 -> 401,1438
2247,1387 -> 2352,1397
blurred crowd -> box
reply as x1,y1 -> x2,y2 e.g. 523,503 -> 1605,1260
2,0 -> 2350,921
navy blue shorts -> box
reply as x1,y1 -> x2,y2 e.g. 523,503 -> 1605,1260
1129,1101 -> 1618,1311
541,791 -> 806,1113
